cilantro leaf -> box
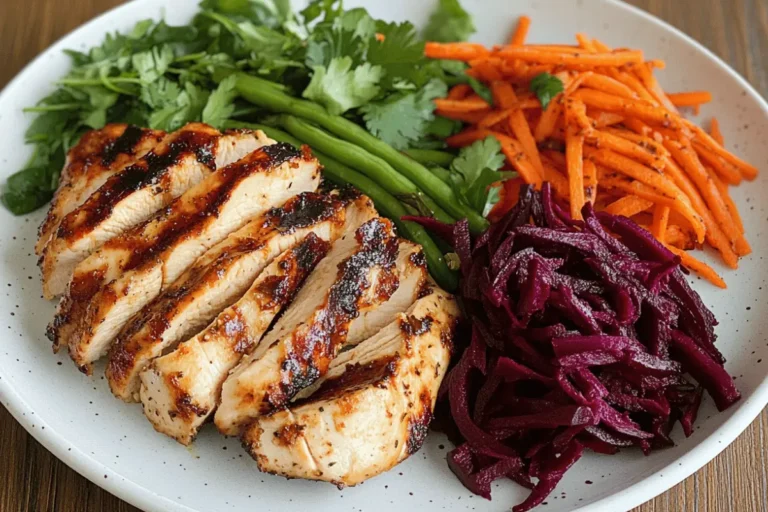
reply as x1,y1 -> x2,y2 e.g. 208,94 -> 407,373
132,45 -> 175,83
199,0 -> 292,28
360,79 -> 447,149
423,0 -> 475,43
149,82 -> 210,131
448,136 -> 515,216
203,75 -> 238,128
367,21 -> 426,88
303,57 -> 383,115
530,72 -> 564,110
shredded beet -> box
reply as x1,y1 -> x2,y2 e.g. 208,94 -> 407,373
410,183 -> 740,511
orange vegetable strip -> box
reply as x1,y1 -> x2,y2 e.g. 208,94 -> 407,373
586,130 -> 665,170
664,139 -> 742,245
710,118 -> 724,145
603,195 -> 654,217
499,137 -> 543,188
424,42 -> 490,61
565,126 -> 586,219
478,109 -> 514,129
491,81 -> 516,109
596,172 -> 706,244
583,160 -> 598,204
634,63 -> 679,112
581,74 -> 637,99
434,98 -> 489,111
592,39 -> 612,52
585,147 -> 687,201
606,69 -> 658,103
576,33 -> 597,52
602,127 -> 669,158
652,205 -> 671,243
436,109 -> 490,124
564,96 -> 592,132
692,141 -> 742,185
647,59 -> 666,70
590,111 -> 625,127
542,150 -> 566,169
510,15 -> 532,46
534,95 -> 564,141
505,97 -> 545,179
541,159 -> 571,199
682,119 -> 758,180
708,169 -> 744,235
574,89 -> 679,127
661,157 -> 738,267
446,128 -> 493,148
468,60 -> 503,82
668,246 -> 727,289
498,47 -> 644,67
665,224 -> 694,249
666,91 -> 713,107
447,84 -> 473,100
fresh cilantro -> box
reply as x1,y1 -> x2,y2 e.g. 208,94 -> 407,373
530,72 -> 564,110
467,76 -> 493,105
132,45 -> 175,83
202,75 -> 238,128
303,57 -> 383,115
423,0 -> 475,43
448,136 -> 516,216
199,0 -> 292,28
360,79 -> 447,149
367,21 -> 426,88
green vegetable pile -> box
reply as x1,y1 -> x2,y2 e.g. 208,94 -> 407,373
4,0 -> 517,290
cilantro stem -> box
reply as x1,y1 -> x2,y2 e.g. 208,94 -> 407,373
235,73 -> 489,234
403,148 -> 455,167
57,77 -> 142,86
23,103 -> 82,112
228,121 -> 458,291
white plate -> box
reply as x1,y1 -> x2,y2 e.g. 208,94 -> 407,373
1,0 -> 767,511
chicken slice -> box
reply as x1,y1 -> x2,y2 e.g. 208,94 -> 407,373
142,237 -> 426,445
105,193 -> 370,400
40,123 -> 267,298
36,124 -> 165,257
241,287 -> 459,487
140,233 -> 331,445
215,217 -> 401,436
50,140 -> 315,357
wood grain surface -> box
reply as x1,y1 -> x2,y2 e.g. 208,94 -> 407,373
1,0 -> 767,511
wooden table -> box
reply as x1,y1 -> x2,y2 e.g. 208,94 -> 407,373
1,0 -> 767,510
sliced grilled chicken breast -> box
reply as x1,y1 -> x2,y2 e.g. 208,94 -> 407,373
140,234 -> 330,445
51,140 -> 314,358
241,287 -> 459,487
36,124 -> 165,257
105,192 -> 363,400
142,237 -> 426,445
40,123 -> 266,298
215,217 -> 400,436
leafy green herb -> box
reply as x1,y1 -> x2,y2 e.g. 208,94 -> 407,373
448,136 -> 515,216
467,76 -> 493,105
360,79 -> 447,150
423,0 -> 475,43
202,75 -> 238,128
303,57 -> 383,115
529,72 -> 564,110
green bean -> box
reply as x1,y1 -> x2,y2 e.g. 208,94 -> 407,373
403,148 -> 456,167
427,165 -> 452,184
234,73 -> 489,233
277,115 -> 455,224
226,121 -> 458,291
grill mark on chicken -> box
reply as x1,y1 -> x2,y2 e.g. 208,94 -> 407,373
406,390 -> 433,455
107,195 -> 341,392
37,125 -> 165,258
263,219 -> 399,411
101,125 -> 147,165
273,423 -> 305,447
300,357 -> 399,405
55,128 -> 219,241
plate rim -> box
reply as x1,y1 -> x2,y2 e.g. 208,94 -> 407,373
0,1 -> 766,511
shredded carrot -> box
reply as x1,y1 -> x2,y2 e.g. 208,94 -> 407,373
604,195 -> 654,217
652,205 -> 671,243
668,246 -> 727,288
510,15 -> 531,46
425,15 -> 758,284
667,91 -> 713,108
710,117 -> 724,145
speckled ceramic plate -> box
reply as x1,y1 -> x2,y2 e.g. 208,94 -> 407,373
1,0 -> 767,511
